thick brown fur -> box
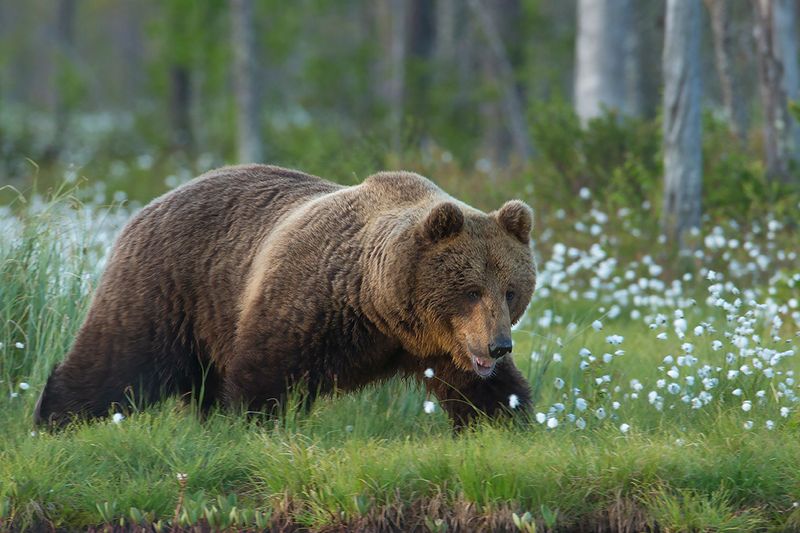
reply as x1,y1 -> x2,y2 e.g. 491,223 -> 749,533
35,165 -> 537,428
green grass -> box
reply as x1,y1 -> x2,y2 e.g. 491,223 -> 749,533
1,188 -> 799,531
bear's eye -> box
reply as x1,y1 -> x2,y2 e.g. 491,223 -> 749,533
505,290 -> 515,302
467,290 -> 481,302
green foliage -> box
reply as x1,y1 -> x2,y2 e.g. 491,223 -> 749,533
529,98 -> 662,213
702,111 -> 800,221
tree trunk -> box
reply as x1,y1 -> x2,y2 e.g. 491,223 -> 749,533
772,0 -> 800,155
230,0 -> 263,163
623,2 -> 642,117
47,0 -> 77,161
661,0 -> 703,245
434,0 -> 457,66
574,0 -> 632,122
375,0 -> 407,154
753,0 -> 793,183
467,0 -> 532,163
705,0 -> 748,142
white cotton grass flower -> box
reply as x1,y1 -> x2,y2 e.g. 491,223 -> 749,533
423,400 -> 436,414
619,423 -> 630,434
112,412 -> 125,424
656,332 -> 668,340
781,407 -> 790,418
535,412 -> 547,424
595,407 -> 607,420
18,382 -> 30,391
552,353 -> 562,363
554,377 -> 565,389
693,325 -> 704,336
546,417 -> 559,429
741,400 -> 752,412
606,334 -> 624,345
765,420 -> 775,430
743,420 -> 754,430
508,394 -> 520,409
424,368 -> 434,379
14,342 -> 24,349
575,398 -> 588,411
592,320 -> 603,331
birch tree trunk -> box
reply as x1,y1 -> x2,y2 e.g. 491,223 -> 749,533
661,0 -> 703,244
467,0 -> 532,163
574,0 -> 631,122
230,0 -> 263,163
705,0 -> 748,142
772,0 -> 800,156
753,0 -> 793,183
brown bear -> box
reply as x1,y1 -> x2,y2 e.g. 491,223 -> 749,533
35,164 -> 536,428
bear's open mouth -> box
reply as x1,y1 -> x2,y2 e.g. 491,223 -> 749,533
470,354 -> 497,378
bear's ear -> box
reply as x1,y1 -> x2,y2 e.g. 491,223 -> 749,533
422,202 -> 464,242
495,200 -> 533,244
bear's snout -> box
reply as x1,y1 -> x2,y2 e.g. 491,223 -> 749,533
488,335 -> 513,359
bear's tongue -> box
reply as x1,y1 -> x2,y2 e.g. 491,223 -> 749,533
474,356 -> 493,368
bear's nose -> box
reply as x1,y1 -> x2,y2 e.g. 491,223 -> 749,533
488,336 -> 513,359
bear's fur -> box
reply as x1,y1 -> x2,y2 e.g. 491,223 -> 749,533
35,165 -> 536,428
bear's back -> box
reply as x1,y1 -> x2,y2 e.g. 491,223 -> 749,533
97,165 -> 341,362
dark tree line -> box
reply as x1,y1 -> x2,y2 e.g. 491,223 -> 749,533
0,0 -> 798,243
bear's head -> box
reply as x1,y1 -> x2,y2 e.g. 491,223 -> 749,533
408,199 -> 537,377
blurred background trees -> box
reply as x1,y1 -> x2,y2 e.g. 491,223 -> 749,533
0,0 -> 798,244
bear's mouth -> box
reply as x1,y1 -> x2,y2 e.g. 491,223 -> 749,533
470,354 -> 497,378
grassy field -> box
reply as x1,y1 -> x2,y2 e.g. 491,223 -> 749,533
1,183 -> 799,532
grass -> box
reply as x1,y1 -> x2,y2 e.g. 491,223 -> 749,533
1,185 -> 799,531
